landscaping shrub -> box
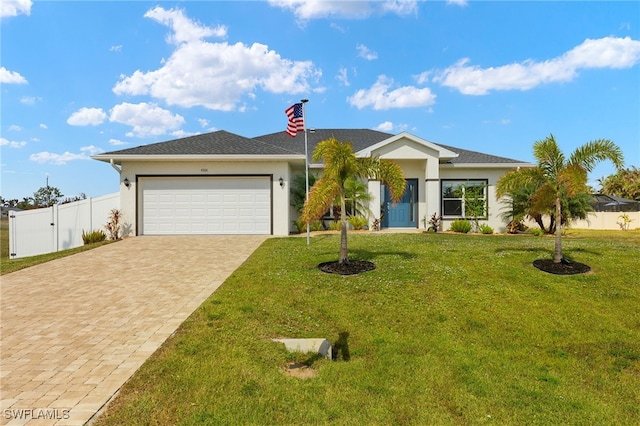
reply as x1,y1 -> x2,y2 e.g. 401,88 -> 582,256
449,219 -> 472,233
347,215 -> 368,230
328,221 -> 342,231
105,209 -> 123,240
310,220 -> 324,231
479,224 -> 494,234
293,218 -> 323,233
82,229 -> 106,244
529,228 -> 544,237
424,212 -> 442,232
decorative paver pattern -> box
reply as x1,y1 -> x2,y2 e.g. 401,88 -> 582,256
1,235 -> 267,425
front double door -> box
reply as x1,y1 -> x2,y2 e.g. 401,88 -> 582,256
381,178 -> 418,228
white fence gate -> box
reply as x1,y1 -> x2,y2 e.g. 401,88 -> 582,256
8,193 -> 120,259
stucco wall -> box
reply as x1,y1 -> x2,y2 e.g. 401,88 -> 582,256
119,160 -> 293,236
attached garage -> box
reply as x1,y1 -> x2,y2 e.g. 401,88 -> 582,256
140,176 -> 271,235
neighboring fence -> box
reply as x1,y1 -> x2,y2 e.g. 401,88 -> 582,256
524,211 -> 640,231
8,193 -> 119,259
570,211 -> 640,230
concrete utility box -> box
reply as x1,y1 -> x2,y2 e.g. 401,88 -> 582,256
272,338 -> 332,359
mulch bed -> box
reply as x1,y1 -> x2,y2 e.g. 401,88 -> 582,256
533,259 -> 591,275
318,260 -> 376,275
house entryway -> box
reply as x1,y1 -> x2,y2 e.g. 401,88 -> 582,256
381,178 -> 418,228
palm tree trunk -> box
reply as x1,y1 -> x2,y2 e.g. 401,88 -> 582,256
554,195 -> 563,263
339,194 -> 349,264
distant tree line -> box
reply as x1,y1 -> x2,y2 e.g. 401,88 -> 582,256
597,166 -> 640,201
1,185 -> 86,210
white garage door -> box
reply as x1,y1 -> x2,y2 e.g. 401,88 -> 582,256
141,177 -> 271,235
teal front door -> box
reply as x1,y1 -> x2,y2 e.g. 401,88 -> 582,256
382,179 -> 418,228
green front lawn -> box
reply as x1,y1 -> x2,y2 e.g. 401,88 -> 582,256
96,231 -> 640,425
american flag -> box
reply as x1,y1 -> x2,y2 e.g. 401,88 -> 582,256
285,103 -> 304,137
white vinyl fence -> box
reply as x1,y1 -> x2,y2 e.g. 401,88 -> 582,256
8,193 -> 119,260
524,211 -> 640,232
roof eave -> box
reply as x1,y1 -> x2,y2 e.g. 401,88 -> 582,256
91,154 -> 305,164
440,162 -> 535,169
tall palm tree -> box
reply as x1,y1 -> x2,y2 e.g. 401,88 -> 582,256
301,137 -> 406,265
497,134 -> 624,263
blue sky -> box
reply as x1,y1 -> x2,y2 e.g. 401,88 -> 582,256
1,0 -> 639,201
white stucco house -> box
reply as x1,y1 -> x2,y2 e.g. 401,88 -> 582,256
92,129 -> 533,236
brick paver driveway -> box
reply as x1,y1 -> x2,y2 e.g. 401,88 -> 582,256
0,235 -> 267,425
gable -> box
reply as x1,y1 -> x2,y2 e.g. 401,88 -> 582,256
356,132 -> 458,161
367,137 -> 442,160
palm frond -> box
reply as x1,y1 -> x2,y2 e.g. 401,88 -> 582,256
301,178 -> 341,223
533,134 -> 565,180
558,163 -> 588,197
569,139 -> 625,172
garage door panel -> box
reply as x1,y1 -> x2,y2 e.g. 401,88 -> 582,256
142,177 -> 271,235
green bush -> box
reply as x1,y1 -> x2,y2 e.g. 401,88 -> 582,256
347,215 -> 368,230
293,218 -> 324,233
449,219 -> 472,233
328,221 -> 342,231
310,220 -> 324,231
529,228 -> 544,237
479,224 -> 494,234
82,229 -> 107,245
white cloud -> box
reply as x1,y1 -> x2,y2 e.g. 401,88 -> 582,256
9,125 -> 22,132
348,75 -> 437,110
268,0 -> 418,20
144,6 -> 228,44
108,139 -> 128,146
380,0 -> 419,16
446,0 -> 467,7
29,145 -> 104,165
376,121 -> 394,132
268,0 -> 373,20
110,45 -> 122,52
109,102 -> 185,138
433,36 -> 640,95
0,0 -> 32,18
0,138 -> 27,148
336,67 -> 350,86
0,66 -> 28,84
113,7 -> 322,111
197,118 -> 209,128
20,96 -> 41,105
67,107 -> 107,126
39,123 -> 47,129
356,43 -> 378,60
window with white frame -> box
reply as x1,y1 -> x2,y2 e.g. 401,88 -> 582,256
441,180 -> 488,218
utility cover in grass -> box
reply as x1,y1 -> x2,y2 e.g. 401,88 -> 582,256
533,259 -> 591,275
318,260 -> 375,275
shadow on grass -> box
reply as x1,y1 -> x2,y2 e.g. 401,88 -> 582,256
494,246 -> 602,258
332,331 -> 350,361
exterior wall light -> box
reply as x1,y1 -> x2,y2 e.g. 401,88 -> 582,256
124,178 -> 131,188
279,177 -> 284,188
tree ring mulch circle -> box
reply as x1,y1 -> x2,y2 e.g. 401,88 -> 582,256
533,259 -> 591,275
318,260 -> 376,275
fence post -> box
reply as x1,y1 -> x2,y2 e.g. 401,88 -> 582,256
52,204 -> 59,253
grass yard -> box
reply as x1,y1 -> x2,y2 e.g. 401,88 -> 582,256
96,231 -> 640,425
0,218 -> 112,275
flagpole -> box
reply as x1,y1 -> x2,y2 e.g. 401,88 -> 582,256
301,98 -> 310,245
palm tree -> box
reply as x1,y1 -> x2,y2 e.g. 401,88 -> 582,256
497,134 -> 624,263
301,137 -> 406,265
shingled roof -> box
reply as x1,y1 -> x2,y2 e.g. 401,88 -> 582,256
98,130 -> 299,156
95,128 -> 527,165
254,129 -> 526,164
